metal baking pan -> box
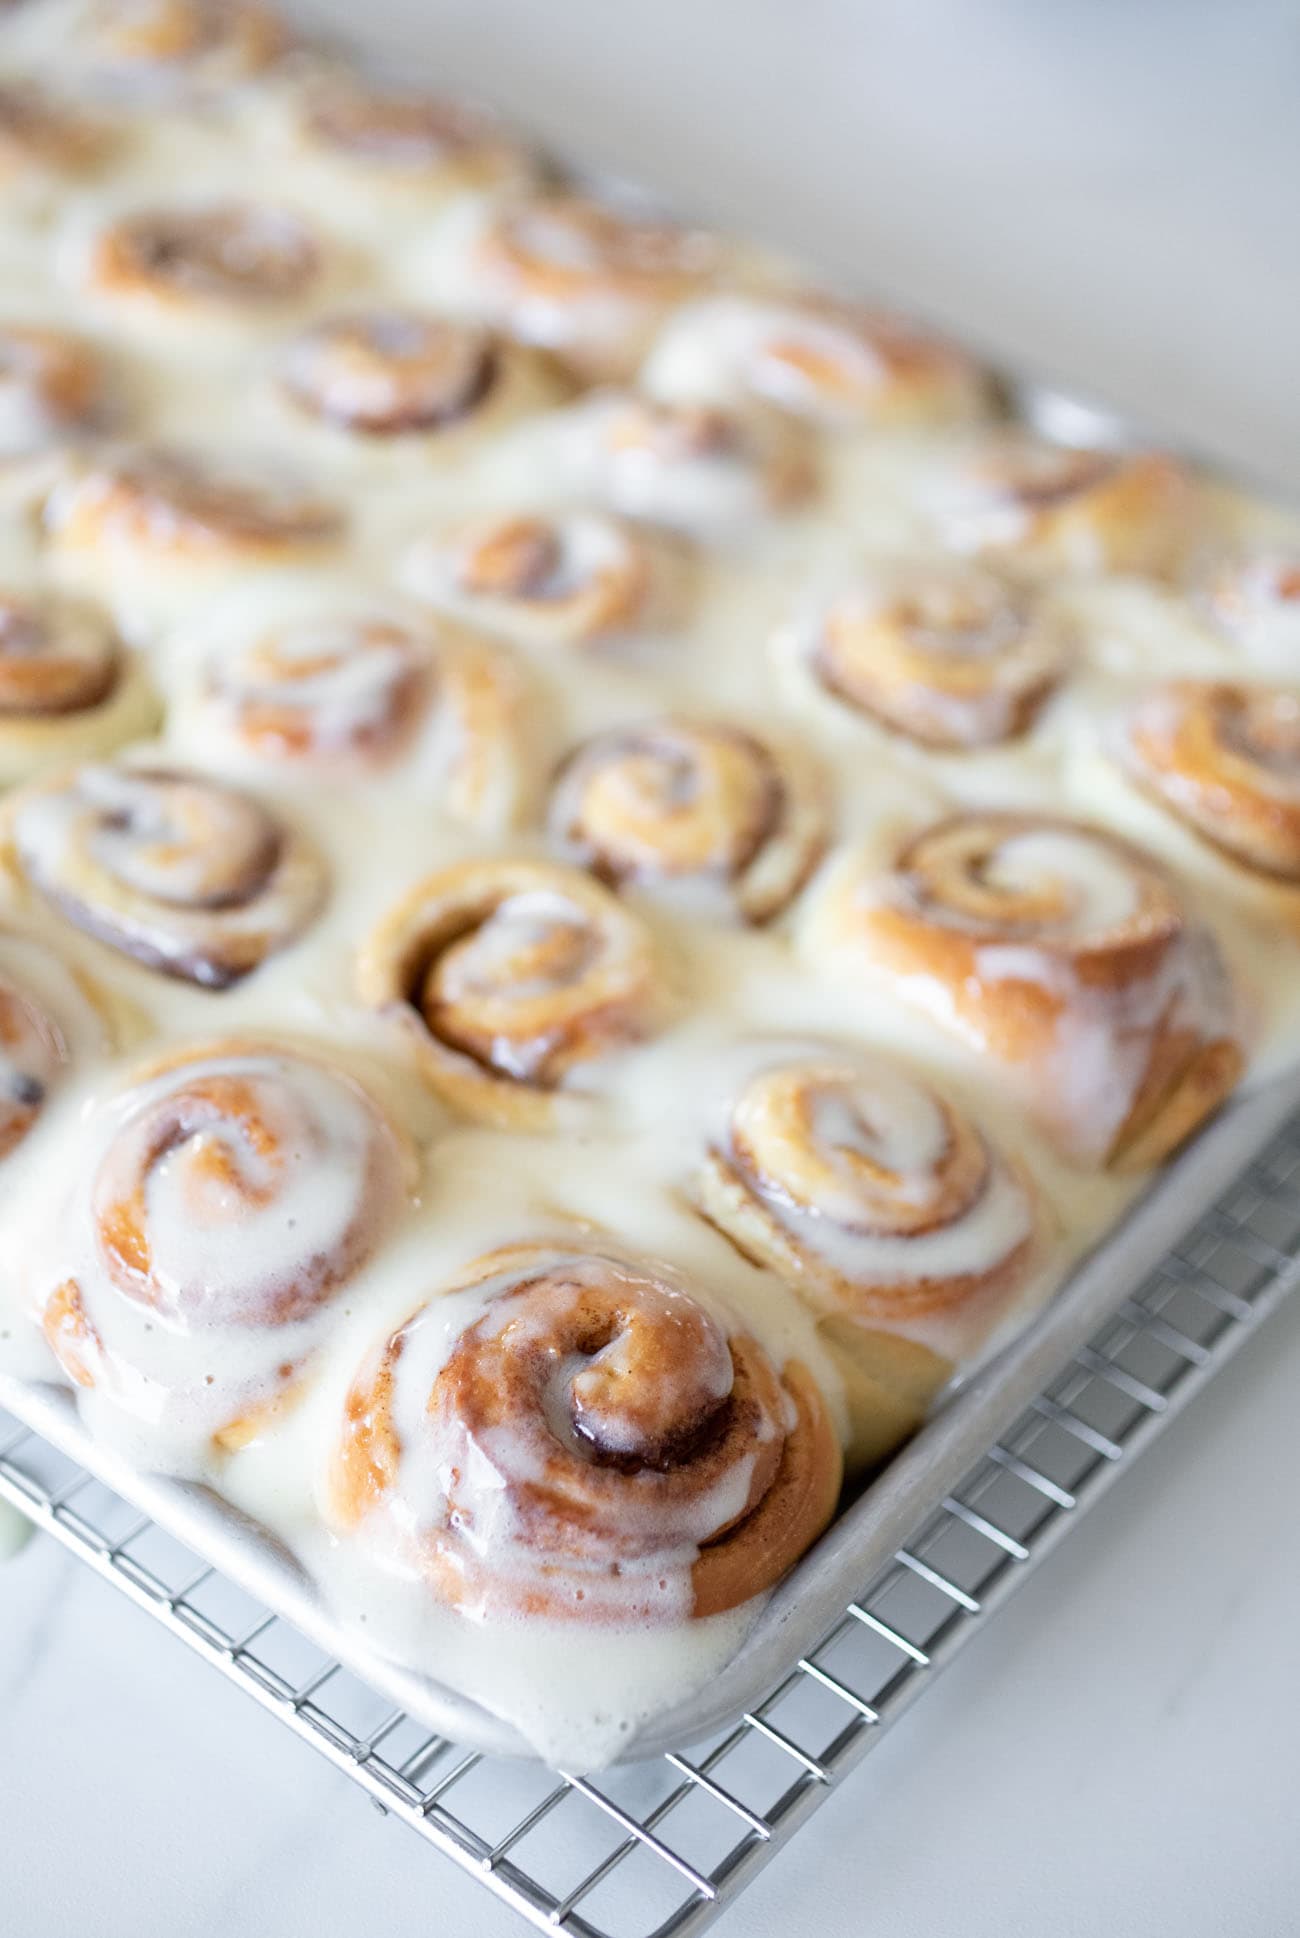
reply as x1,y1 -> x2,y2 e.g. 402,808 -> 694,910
5,1057 -> 1298,1764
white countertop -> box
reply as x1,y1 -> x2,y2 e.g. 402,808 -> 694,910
4,5 -> 1300,1932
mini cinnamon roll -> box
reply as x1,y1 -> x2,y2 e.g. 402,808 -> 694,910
0,324 -> 108,456
198,601 -> 528,825
403,507 -> 686,650
0,971 -> 64,1163
358,857 -> 661,1128
457,192 -> 719,379
0,85 -> 110,193
642,294 -> 991,431
6,761 -> 326,987
0,927 -> 113,1170
295,75 -> 532,207
40,1038 -> 410,1464
325,1240 -> 842,1622
58,0 -> 291,98
546,390 -> 816,536
933,434 -> 1197,579
0,587 -> 158,782
697,1048 -> 1042,1466
548,719 -> 827,922
89,202 -> 321,316
1118,681 -> 1300,882
278,310 -> 559,441
1200,549 -> 1300,666
43,445 -> 343,579
792,558 -> 1071,749
810,811 -> 1242,1168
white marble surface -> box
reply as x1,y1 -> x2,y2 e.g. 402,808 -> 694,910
4,4 -> 1300,1932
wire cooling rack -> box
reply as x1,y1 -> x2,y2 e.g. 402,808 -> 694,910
4,1113 -> 1300,1938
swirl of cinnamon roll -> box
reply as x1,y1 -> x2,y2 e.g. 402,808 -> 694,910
43,445 -> 343,574
279,311 -> 557,441
199,600 -> 527,824
90,202 -> 321,314
297,76 -> 532,203
7,761 -> 326,987
0,587 -> 158,782
796,558 -> 1070,749
550,390 -> 816,536
40,1039 -> 409,1461
1200,550 -> 1300,666
325,1241 -> 842,1622
358,857 -> 660,1128
0,324 -> 107,456
1118,681 -> 1300,882
61,0 -> 291,97
463,192 -> 719,379
696,1048 -> 1040,1465
403,508 -> 684,650
811,811 -> 1243,1168
642,294 -> 991,431
549,719 -> 828,922
934,435 -> 1197,579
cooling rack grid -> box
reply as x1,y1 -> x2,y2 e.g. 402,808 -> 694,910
4,1106 -> 1300,1938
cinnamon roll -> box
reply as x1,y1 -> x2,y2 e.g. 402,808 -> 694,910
790,558 -> 1071,749
545,390 -> 816,536
0,930 -> 113,1170
697,1047 -> 1042,1466
294,75 -> 532,208
0,324 -> 108,456
89,202 -> 322,317
278,311 -> 560,442
43,445 -> 343,579
933,434 -> 1197,579
40,1038 -> 410,1462
0,587 -> 158,782
196,597 -> 528,825
325,1240 -> 842,1622
1117,681 -> 1300,882
358,858 -> 661,1128
0,85 -> 110,193
6,761 -> 326,987
403,508 -> 686,649
1200,549 -> 1300,666
56,0 -> 291,99
548,719 -> 827,922
642,294 -> 991,431
454,192 -> 719,379
810,811 -> 1242,1168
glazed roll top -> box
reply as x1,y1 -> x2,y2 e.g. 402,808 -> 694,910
697,1047 -> 1041,1465
8,761 -> 326,986
798,558 -> 1070,748
641,293 -> 991,430
0,323 -> 107,453
813,811 -> 1243,1168
1118,681 -> 1300,881
548,718 -> 827,921
934,435 -> 1197,579
403,508 -> 674,649
40,1040 -> 409,1459
358,857 -> 660,1128
464,192 -> 719,377
326,1241 -> 842,1622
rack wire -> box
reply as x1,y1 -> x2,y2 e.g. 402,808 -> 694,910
4,1108 -> 1300,1938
